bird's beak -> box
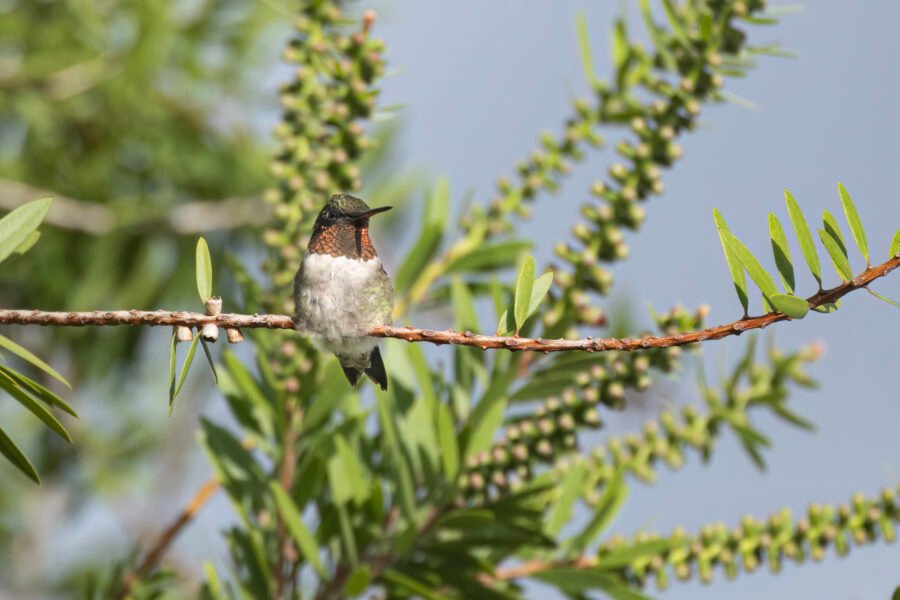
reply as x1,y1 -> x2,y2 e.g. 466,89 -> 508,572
348,206 -> 392,220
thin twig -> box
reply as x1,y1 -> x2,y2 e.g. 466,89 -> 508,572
274,408 -> 302,600
1,255 -> 897,352
489,555 -> 598,582
0,178 -> 269,235
116,478 -> 221,600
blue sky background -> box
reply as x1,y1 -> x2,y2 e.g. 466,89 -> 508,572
29,3 -> 899,599
365,1 -> 899,598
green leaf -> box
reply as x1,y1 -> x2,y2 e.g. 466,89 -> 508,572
269,482 -> 327,577
329,434 -> 369,505
576,12 -> 596,84
464,366 -> 515,459
545,461 -> 586,536
199,339 -> 218,383
568,471 -> 628,553
382,569 -> 443,600
513,256 -> 535,333
344,566 -> 371,597
838,183 -> 869,265
768,212 -> 794,294
890,228 -> 900,257
892,585 -> 900,600
812,301 -> 840,313
823,210 -> 849,257
0,334 -> 71,389
0,365 -> 77,417
13,231 -> 41,256
445,240 -> 531,273
496,309 -> 516,337
533,569 -> 651,599
168,330 -> 177,401
0,371 -> 71,443
436,401 -> 459,480
660,0 -> 691,46
867,288 -> 900,308
395,179 -> 449,292
0,197 -> 52,265
612,18 -> 628,72
713,209 -> 749,315
721,230 -> 778,310
770,293 -> 809,319
196,237 -> 213,301
170,334 -> 201,411
375,391 -> 417,521
818,228 -> 853,281
598,538 -> 675,570
202,561 -> 227,599
0,426 -> 39,484
785,189 -> 822,288
528,272 -> 554,318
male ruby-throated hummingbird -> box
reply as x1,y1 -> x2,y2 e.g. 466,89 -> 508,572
293,193 -> 394,390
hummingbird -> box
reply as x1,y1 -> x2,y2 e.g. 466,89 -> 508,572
293,193 -> 394,390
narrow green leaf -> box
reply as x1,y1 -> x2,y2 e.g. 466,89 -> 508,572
892,585 -> 900,600
496,309 -> 516,337
785,190 -> 822,288
0,334 -> 71,389
445,240 -> 531,273
721,230 -> 779,310
823,210 -> 849,257
576,13 -> 596,84
660,0 -> 691,46
344,566 -> 371,597
168,330 -> 177,402
375,391 -> 416,521
838,183 -> 869,265
812,301 -> 840,313
713,209 -> 749,315
330,435 -> 369,505
171,334 -> 201,411
768,212 -> 794,294
436,401 -> 459,480
0,372 -> 71,443
382,569 -> 443,600
336,502 -> 359,568
513,256 -> 535,333
0,426 -> 39,484
269,482 -> 327,577
13,231 -> 40,256
0,197 -> 52,265
867,288 -> 900,308
770,293 -> 809,319
611,18 -> 628,72
395,179 -> 449,292
597,539 -> 675,571
202,561 -> 226,599
0,365 -> 77,417
199,339 -> 218,383
545,462 -> 586,536
568,471 -> 628,553
818,228 -> 853,281
528,271 -> 554,318
768,402 -> 816,432
196,237 -> 213,301
890,228 -> 900,257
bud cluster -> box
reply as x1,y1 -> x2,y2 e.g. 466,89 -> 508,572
463,337 -> 820,501
605,486 -> 899,590
263,5 -> 385,296
254,5 -> 386,389
457,2 -> 771,335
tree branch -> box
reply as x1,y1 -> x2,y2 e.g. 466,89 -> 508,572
115,478 -> 221,600
1,255 -> 896,351
0,178 -> 270,235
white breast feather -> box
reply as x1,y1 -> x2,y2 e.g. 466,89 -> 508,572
296,253 -> 383,359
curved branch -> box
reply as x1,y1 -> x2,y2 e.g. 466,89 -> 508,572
116,478 -> 221,600
0,255 -> 896,350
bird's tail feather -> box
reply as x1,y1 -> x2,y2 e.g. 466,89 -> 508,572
338,347 -> 388,391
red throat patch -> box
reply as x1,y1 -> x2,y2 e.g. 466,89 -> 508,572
307,220 -> 377,260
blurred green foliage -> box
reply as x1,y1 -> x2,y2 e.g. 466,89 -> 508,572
0,0 -> 282,377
